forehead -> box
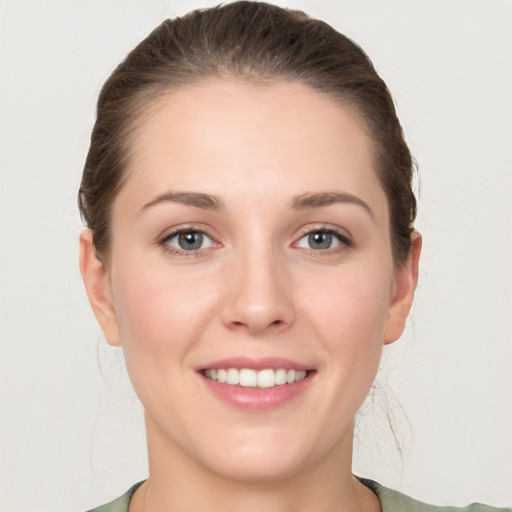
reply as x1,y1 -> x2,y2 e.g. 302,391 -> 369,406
118,79 -> 387,218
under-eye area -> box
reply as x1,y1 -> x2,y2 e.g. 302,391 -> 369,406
201,368 -> 315,389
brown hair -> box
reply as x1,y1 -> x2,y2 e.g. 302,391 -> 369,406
79,1 -> 417,265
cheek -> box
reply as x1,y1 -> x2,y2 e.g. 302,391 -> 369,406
303,265 -> 392,345
109,260 -> 223,410
110,257 -> 218,355
299,261 -> 393,401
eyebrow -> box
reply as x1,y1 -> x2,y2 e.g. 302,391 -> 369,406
139,191 -> 225,214
138,190 -> 373,218
291,191 -> 374,219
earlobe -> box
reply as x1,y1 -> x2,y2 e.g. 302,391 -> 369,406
383,231 -> 422,345
79,229 -> 121,346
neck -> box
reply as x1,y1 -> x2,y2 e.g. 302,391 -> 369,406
130,417 -> 380,512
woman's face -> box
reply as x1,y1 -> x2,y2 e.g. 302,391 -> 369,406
81,79 -> 418,481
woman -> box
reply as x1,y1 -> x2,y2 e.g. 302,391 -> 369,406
78,2 -> 508,511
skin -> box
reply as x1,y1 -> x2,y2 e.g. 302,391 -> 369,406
80,79 -> 421,512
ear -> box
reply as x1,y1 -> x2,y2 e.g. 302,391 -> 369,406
383,231 -> 422,345
79,229 -> 121,346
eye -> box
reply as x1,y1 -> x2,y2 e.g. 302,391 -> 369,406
163,229 -> 215,252
295,229 -> 350,251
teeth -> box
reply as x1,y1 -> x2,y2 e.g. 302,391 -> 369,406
258,369 -> 275,388
240,368 -> 257,387
226,368 -> 240,385
203,368 -> 308,388
275,368 -> 287,385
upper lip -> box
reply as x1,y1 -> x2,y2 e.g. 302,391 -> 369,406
198,357 -> 312,372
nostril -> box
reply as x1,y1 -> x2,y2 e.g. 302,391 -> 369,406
228,318 -> 286,332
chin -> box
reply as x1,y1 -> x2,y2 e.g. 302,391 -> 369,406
206,450 -> 309,483
187,424 -> 343,484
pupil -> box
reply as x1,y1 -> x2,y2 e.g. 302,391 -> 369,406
179,231 -> 202,250
309,232 -> 332,249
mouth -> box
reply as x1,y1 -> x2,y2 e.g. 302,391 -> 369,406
201,368 -> 310,389
198,359 -> 316,410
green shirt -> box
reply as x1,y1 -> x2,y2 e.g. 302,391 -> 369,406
86,479 -> 511,512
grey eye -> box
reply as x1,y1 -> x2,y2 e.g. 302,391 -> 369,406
178,231 -> 203,250
307,232 -> 333,250
296,230 -> 347,251
165,230 -> 214,251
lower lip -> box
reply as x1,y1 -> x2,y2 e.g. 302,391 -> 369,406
200,373 -> 314,411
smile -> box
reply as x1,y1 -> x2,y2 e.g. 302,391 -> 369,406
203,368 -> 308,388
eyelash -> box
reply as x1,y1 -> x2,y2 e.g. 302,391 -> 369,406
160,227 -> 217,256
158,225 -> 352,256
294,226 -> 352,253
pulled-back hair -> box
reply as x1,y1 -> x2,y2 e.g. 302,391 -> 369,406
79,1 -> 417,265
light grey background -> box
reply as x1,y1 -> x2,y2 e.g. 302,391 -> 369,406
1,1 -> 511,511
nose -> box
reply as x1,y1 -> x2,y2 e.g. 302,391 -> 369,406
221,247 -> 296,335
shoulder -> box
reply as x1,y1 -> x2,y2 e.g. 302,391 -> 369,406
360,478 -> 511,512
84,479 -> 510,512
84,482 -> 144,512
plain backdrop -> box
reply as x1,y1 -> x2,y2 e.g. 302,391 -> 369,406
1,1 -> 511,511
